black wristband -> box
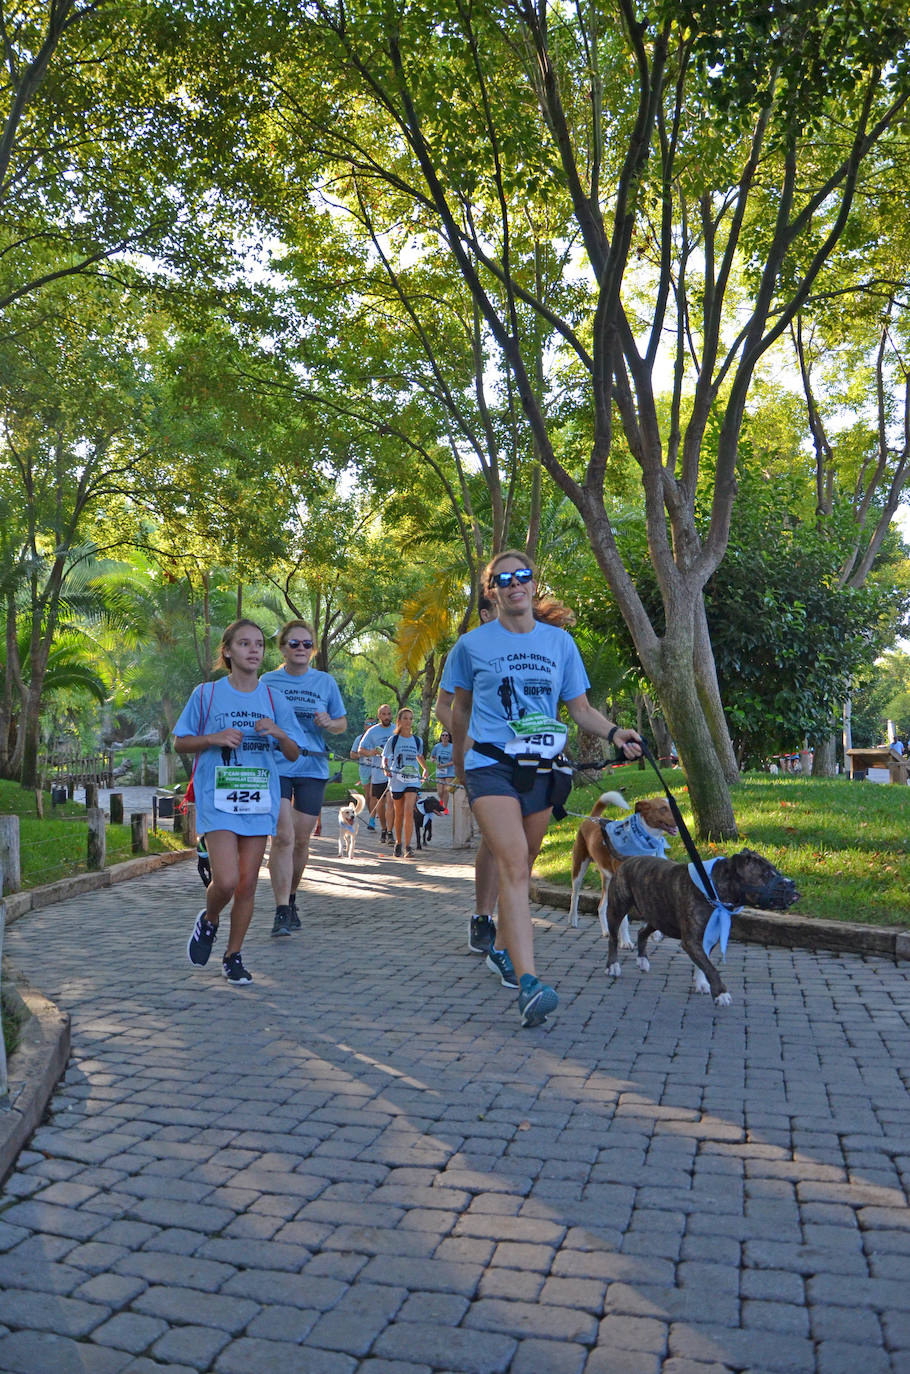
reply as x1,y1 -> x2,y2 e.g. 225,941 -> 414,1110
607,725 -> 619,746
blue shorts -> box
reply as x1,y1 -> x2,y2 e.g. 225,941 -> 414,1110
279,776 -> 327,815
463,761 -> 554,817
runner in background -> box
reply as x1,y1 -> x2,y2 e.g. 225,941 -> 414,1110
358,704 -> 396,844
430,729 -> 454,811
262,620 -> 347,936
175,619 -> 300,986
382,707 -> 428,858
351,718 -> 376,827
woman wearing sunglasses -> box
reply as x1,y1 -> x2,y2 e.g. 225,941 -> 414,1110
449,550 -> 642,1028
262,620 -> 347,936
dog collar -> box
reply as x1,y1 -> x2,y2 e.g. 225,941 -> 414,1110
688,858 -> 741,962
603,812 -> 671,859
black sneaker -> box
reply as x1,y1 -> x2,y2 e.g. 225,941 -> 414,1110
222,953 -> 253,985
187,910 -> 218,966
380,830 -> 388,844
518,974 -> 558,1027
469,915 -> 496,954
288,894 -> 301,930
405,846 -> 414,859
271,905 -> 293,937
394,842 -> 403,858
486,945 -> 518,989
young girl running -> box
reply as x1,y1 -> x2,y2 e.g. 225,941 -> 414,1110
382,707 -> 428,858
430,729 -> 455,811
175,619 -> 301,985
262,620 -> 347,935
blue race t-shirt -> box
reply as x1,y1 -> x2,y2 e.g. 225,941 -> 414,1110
352,731 -> 373,783
173,678 -> 301,835
382,733 -> 424,791
431,741 -> 454,777
260,667 -> 345,780
447,619 -> 589,771
359,722 -> 396,784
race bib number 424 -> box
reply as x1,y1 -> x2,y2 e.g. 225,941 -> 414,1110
213,766 -> 271,814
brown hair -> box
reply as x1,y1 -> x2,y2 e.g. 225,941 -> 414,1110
278,618 -> 315,647
216,619 -> 265,671
482,548 -> 535,592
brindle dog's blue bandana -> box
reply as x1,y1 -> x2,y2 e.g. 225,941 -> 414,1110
688,857 -> 741,961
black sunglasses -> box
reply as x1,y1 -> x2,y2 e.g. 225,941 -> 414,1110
491,567 -> 533,588
286,638 -> 314,649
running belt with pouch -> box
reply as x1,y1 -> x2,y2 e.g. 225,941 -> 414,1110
472,741 -> 573,816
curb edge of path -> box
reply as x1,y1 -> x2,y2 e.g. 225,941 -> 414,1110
0,847 -> 194,1183
0,985 -> 71,1186
529,877 -> 910,961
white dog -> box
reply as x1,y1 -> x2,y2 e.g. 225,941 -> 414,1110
337,792 -> 366,858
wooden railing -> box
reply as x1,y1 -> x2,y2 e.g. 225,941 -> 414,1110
48,752 -> 115,788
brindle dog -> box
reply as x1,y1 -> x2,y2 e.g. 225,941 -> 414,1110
605,848 -> 799,1006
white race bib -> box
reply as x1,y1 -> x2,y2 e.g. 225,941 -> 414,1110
502,713 -> 567,761
213,766 -> 271,814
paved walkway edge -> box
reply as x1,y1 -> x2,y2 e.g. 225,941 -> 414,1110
3,847 -> 194,926
0,984 -> 70,1185
530,876 -> 910,960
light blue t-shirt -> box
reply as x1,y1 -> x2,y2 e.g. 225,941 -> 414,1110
359,722 -> 396,784
173,678 -> 301,836
438,651 -> 456,695
447,619 -> 589,771
382,733 -> 425,793
352,731 -> 373,783
431,741 -> 454,777
260,667 -> 345,780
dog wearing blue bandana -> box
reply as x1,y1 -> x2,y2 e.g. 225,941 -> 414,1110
605,849 -> 800,1006
568,790 -> 679,936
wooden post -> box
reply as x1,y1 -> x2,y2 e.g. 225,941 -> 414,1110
109,792 -> 124,825
34,788 -> 44,820
451,786 -> 474,848
0,817 -> 21,893
67,780 -> 75,800
183,803 -> 197,847
173,809 -> 183,836
130,812 -> 149,854
84,782 -> 98,810
87,807 -> 106,871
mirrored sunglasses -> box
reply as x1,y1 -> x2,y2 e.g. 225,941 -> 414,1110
491,567 -> 533,588
286,638 -> 314,649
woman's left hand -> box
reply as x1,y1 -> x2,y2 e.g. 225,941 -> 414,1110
613,728 -> 643,759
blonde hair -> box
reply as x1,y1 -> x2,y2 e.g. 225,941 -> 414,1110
278,618 -> 315,647
482,548 -> 535,592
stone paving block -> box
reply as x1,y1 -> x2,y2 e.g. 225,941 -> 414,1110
668,1321 -> 816,1371
215,1337 -> 358,1373
815,1341 -> 894,1374
372,1321 -> 516,1373
197,1236 -> 313,1270
0,1287 -> 109,1337
0,1252 -> 86,1295
151,1322 -> 232,1367
89,1311 -> 168,1353
132,1283 -> 259,1332
0,1200 -> 108,1241
0,1329 -> 130,1373
244,1304 -> 320,1343
396,1291 -> 470,1325
306,1282 -> 408,1355
220,1268 -> 347,1308
740,1299 -> 809,1335
114,1251 -> 235,1292
464,1296 -> 598,1343
359,1255 -> 482,1295
510,1336 -> 588,1374
585,1344 -> 663,1374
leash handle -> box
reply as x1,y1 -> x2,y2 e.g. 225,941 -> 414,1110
638,740 -> 721,904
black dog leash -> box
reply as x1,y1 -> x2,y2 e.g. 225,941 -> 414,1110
634,740 -> 722,905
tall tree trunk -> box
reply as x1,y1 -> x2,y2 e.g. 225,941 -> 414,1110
811,733 -> 837,777
652,649 -> 738,840
19,681 -> 43,790
694,602 -> 739,784
641,692 -> 674,765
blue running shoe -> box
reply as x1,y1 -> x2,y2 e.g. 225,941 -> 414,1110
367,818 -> 377,831
222,952 -> 253,985
518,974 -> 558,1027
485,945 -> 518,989
187,910 -> 218,966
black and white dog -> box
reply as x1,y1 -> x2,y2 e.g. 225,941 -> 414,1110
413,794 -> 446,849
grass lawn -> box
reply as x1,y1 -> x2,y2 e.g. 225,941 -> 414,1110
0,780 -> 183,892
534,766 -> 910,927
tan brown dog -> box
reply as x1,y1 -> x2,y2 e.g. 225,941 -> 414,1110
568,790 -> 678,936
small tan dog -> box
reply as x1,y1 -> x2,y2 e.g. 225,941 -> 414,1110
337,792 -> 366,858
568,790 -> 678,935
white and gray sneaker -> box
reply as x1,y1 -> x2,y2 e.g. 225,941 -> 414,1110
485,945 -> 518,989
